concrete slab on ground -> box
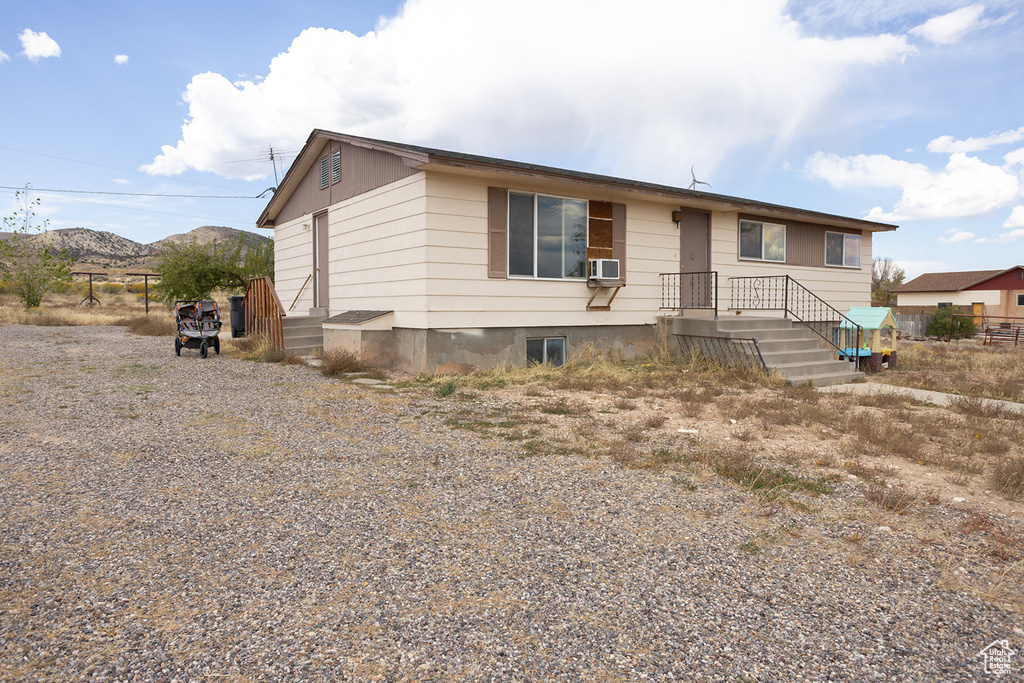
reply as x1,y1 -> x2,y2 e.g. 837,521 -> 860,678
818,381 -> 1024,414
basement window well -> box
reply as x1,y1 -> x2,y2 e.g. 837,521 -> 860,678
527,337 -> 566,367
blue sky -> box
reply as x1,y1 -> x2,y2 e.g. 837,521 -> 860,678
2,0 -> 1022,278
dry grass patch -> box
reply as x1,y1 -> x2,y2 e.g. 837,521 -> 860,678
989,456 -> 1024,501
881,342 -> 1024,402
314,348 -> 388,379
224,335 -> 304,365
116,313 -> 177,336
863,483 -> 917,514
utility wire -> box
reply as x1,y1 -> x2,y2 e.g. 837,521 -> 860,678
0,144 -> 257,194
0,185 -> 263,199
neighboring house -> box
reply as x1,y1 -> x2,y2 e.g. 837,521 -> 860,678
894,267 -> 1024,318
256,130 -> 896,373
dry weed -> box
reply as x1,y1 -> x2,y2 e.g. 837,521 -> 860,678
989,456 -> 1024,501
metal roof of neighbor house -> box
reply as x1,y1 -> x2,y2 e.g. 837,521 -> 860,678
894,269 -> 1007,293
257,130 -> 900,233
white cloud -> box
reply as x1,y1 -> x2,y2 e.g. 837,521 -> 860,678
968,206 -> 1024,242
909,3 -> 985,44
0,50 -> 9,63
975,227 -> 1024,244
807,151 -> 1021,221
1003,206 -> 1024,228
19,29 -> 61,60
141,0 -> 913,182
927,126 -> 1024,153
1004,147 -> 1024,168
112,178 -> 131,185
114,54 -> 129,65
937,230 -> 975,244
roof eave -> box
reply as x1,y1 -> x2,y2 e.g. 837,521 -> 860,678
420,156 -> 897,233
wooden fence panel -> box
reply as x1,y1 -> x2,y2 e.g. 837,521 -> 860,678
895,314 -> 933,339
244,276 -> 285,350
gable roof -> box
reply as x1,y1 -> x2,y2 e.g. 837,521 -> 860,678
895,268 -> 1009,293
257,130 -> 900,233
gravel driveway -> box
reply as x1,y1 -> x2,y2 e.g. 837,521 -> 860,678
1,324 -> 1021,682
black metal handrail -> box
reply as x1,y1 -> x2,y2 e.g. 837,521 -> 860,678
660,271 -> 718,317
728,275 -> 862,370
673,334 -> 768,374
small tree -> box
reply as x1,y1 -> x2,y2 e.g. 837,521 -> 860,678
153,234 -> 273,305
0,187 -> 74,309
926,305 -> 978,339
872,257 -> 905,307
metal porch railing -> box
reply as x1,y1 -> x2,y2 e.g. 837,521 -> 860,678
728,275 -> 862,371
673,334 -> 768,374
660,271 -> 718,317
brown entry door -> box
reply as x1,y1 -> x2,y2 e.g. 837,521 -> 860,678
312,212 -> 329,309
678,209 -> 710,307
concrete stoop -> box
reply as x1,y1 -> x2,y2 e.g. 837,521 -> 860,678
668,315 -> 864,387
282,315 -> 325,355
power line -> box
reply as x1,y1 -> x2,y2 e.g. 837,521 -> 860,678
0,144 -> 257,194
0,185 -> 263,199
12,190 -> 262,228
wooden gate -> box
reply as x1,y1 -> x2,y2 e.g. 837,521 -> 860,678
244,276 -> 285,350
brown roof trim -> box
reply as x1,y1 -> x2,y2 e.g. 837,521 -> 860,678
258,130 -> 900,233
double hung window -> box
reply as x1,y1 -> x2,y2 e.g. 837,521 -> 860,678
508,192 -> 588,279
825,231 -> 862,268
739,220 -> 786,262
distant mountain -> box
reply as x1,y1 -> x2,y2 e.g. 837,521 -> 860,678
33,228 -> 152,262
0,226 -> 271,270
148,225 -> 268,252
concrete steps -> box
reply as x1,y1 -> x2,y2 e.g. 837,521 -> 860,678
667,315 -> 864,386
282,315 -> 325,355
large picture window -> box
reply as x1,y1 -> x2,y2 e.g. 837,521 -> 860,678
508,192 -> 587,279
739,220 -> 785,262
826,232 -> 862,268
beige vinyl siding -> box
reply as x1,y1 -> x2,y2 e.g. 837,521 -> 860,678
326,174 -> 429,327
421,173 -> 677,329
895,291 -> 1000,308
274,215 -> 316,314
710,212 -> 873,313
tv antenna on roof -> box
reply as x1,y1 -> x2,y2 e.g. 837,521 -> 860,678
688,165 -> 711,191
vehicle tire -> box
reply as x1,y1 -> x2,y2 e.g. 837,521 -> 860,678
200,341 -> 208,359
175,338 -> 182,356
214,337 -> 220,354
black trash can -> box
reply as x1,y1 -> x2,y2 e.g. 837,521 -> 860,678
228,295 -> 245,338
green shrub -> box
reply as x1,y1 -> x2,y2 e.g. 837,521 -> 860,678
926,306 -> 977,339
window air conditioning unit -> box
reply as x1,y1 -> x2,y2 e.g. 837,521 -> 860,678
589,258 -> 620,280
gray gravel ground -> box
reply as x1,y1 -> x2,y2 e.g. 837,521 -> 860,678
1,323 -> 1021,682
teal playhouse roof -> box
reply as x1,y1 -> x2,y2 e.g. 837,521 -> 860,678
841,307 -> 898,329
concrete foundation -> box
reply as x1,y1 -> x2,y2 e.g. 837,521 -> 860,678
324,324 -> 659,374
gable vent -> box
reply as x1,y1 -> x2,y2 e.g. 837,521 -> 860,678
320,155 -> 330,189
331,150 -> 341,184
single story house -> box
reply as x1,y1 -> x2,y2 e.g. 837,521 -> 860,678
257,130 -> 896,373
894,267 -> 1024,318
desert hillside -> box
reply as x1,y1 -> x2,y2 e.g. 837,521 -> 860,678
0,225 -> 270,271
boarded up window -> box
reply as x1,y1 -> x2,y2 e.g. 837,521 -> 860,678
587,200 -> 613,262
